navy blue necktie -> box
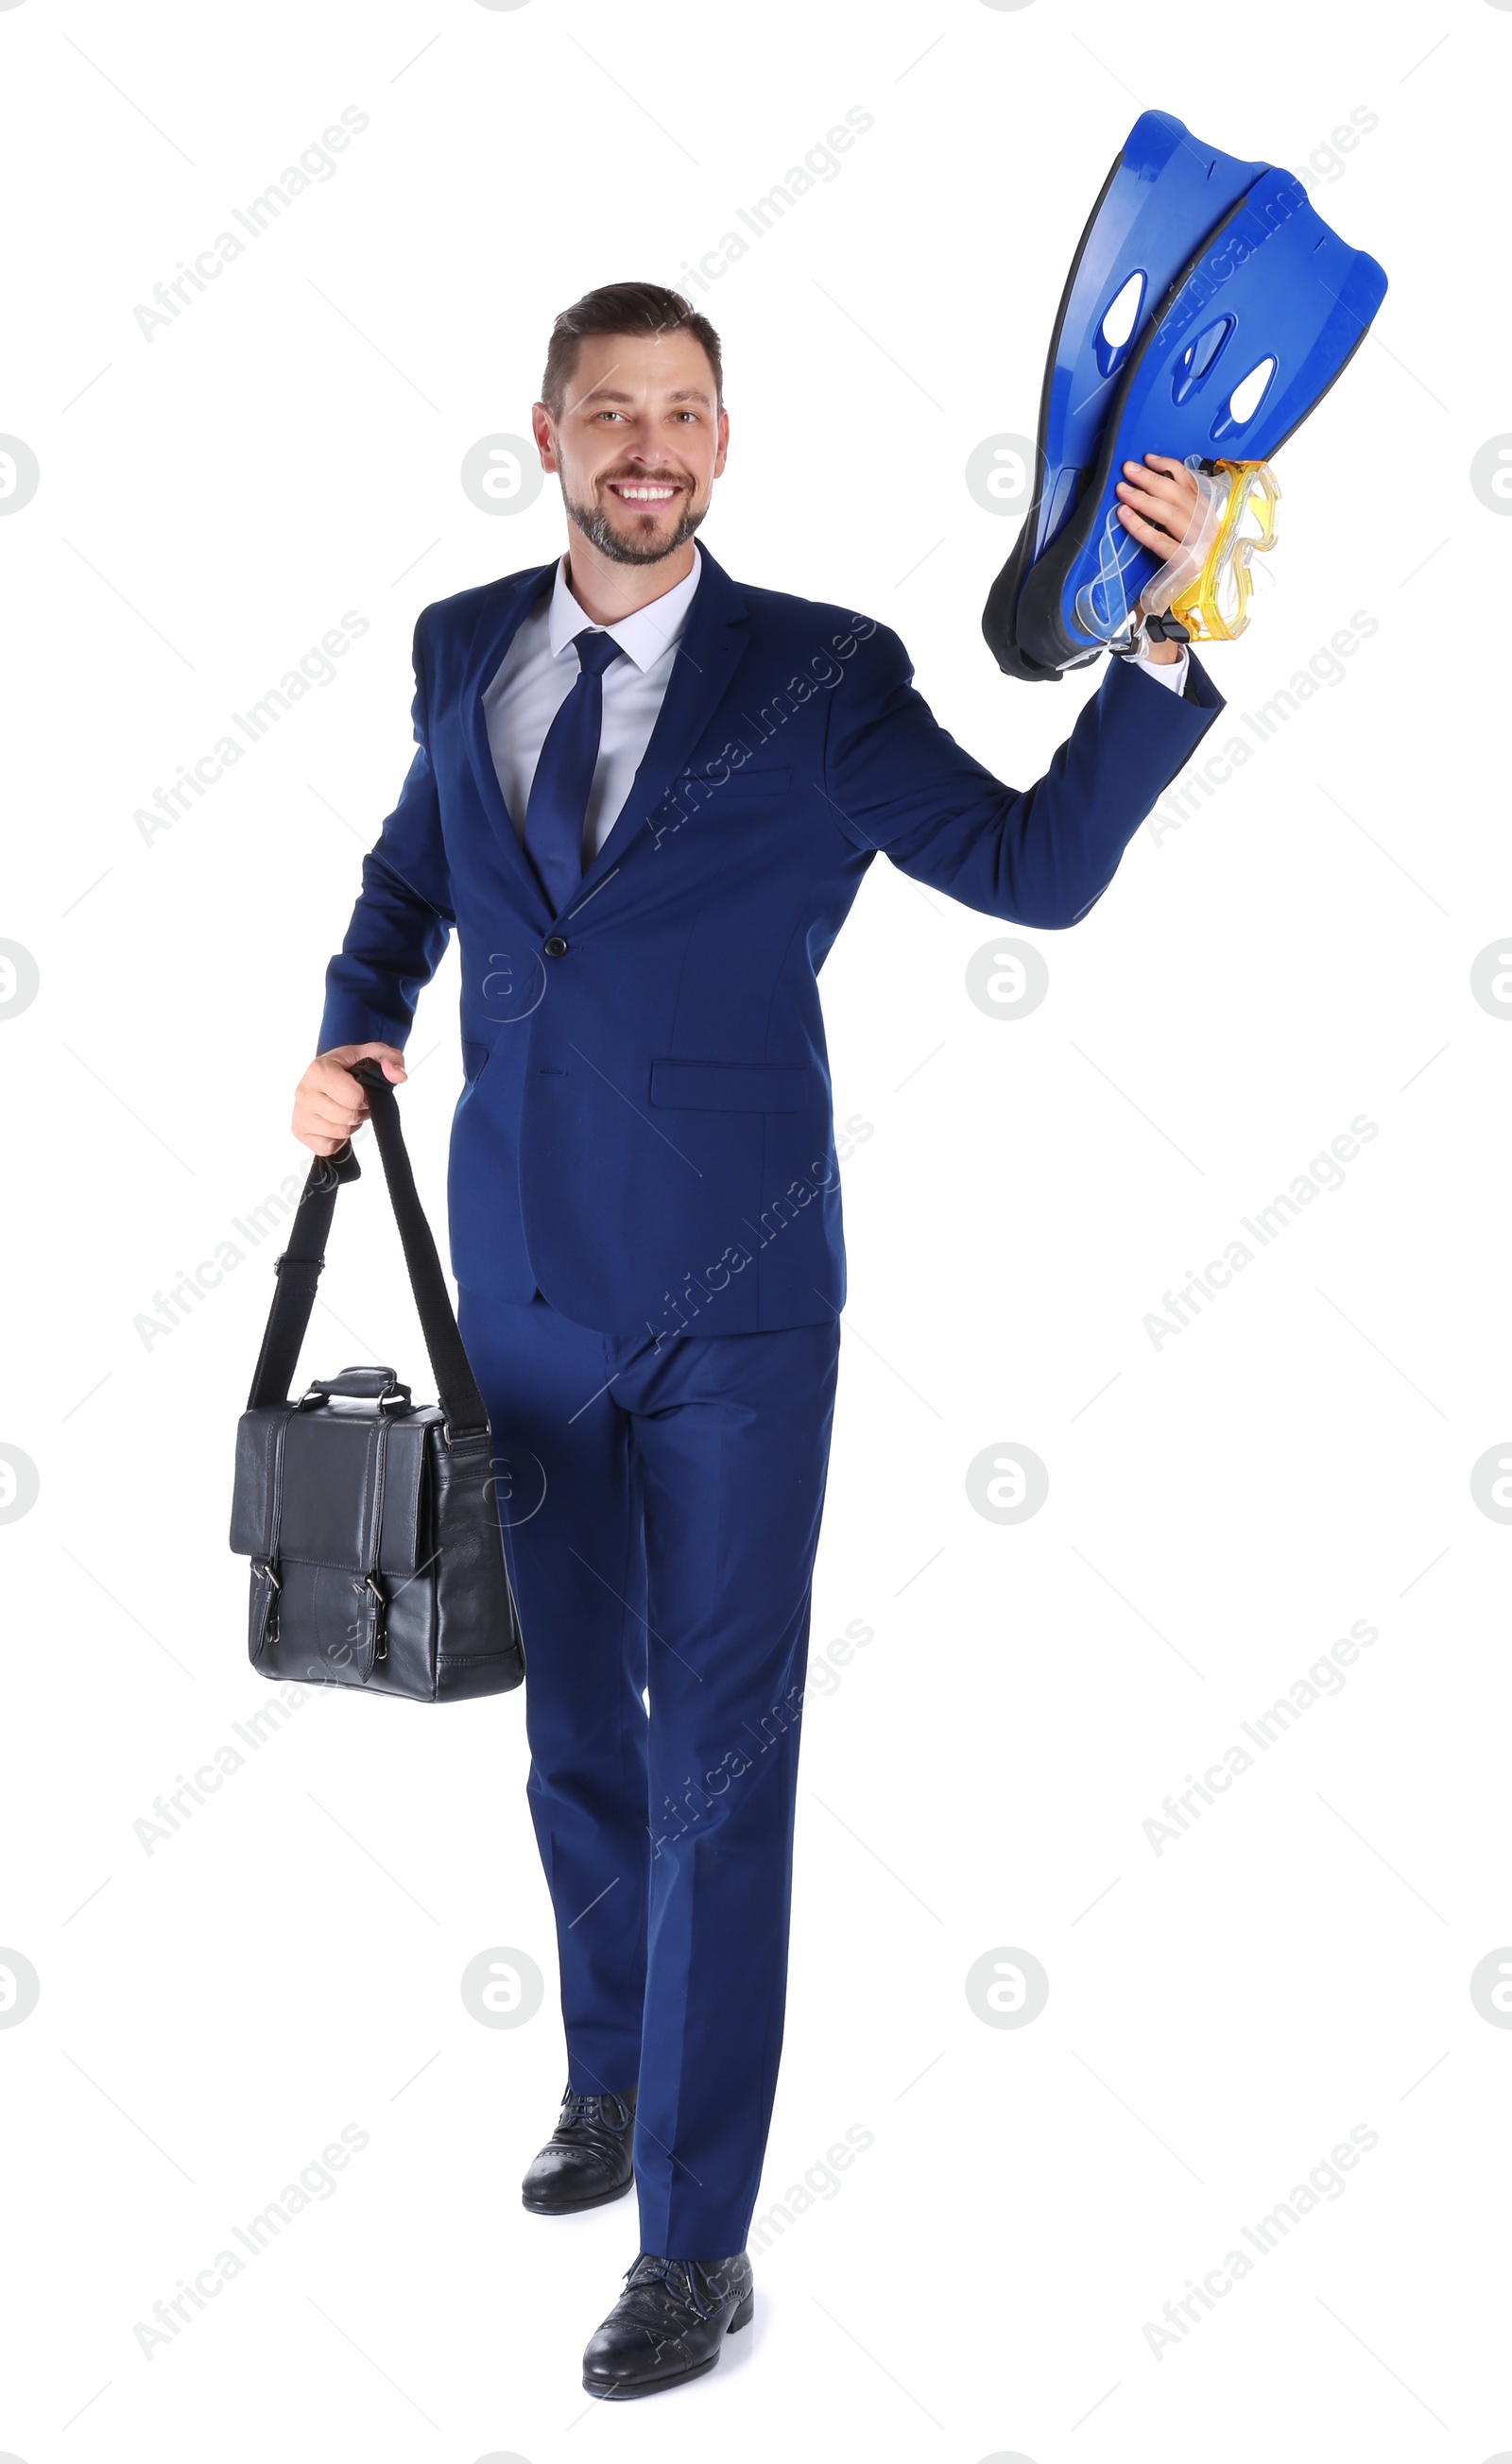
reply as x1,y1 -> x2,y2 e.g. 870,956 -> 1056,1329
523,630 -> 626,914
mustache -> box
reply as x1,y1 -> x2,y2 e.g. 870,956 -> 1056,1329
599,471 -> 690,493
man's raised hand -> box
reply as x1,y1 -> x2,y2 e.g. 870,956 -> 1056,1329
1114,453 -> 1201,556
1115,453 -> 1204,663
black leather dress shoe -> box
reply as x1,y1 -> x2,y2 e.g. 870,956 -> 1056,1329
582,2250 -> 754,2398
521,2084 -> 636,2215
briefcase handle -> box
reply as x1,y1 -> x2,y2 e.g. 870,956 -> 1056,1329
302,1366 -> 413,1407
245,1060 -> 490,1444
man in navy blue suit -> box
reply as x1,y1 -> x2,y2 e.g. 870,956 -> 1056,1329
294,282 -> 1221,2398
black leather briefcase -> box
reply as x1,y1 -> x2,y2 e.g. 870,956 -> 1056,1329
229,1062 -> 524,1703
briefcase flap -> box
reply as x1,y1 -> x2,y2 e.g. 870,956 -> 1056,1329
231,1402 -> 437,1577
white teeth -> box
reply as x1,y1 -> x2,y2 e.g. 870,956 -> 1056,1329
615,485 -> 676,501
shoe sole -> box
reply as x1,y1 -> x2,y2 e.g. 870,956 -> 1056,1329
583,2291 -> 754,2399
522,2173 -> 634,2216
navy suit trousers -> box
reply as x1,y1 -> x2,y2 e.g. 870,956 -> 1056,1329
457,1290 -> 841,2258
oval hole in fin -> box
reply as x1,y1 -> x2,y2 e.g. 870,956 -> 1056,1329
1215,354 -> 1277,436
1171,316 -> 1233,405
1094,271 -> 1146,377
1100,271 -> 1144,351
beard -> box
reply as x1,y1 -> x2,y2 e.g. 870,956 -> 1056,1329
564,480 -> 708,566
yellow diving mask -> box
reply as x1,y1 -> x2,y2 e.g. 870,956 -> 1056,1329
1141,458 -> 1280,646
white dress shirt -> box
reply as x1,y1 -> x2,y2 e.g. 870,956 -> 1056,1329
1122,633 -> 1190,695
483,545 -> 704,864
482,539 -> 1187,870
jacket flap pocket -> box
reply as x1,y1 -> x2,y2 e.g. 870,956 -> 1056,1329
648,1061 -> 810,1113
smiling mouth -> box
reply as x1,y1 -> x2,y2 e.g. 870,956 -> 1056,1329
605,479 -> 683,507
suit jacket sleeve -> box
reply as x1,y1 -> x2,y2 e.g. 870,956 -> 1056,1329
820,621 -> 1224,928
317,613 -> 455,1052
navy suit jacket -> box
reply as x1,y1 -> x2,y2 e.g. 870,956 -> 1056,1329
319,546 -> 1223,1339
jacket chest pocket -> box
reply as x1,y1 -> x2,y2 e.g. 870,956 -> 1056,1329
655,765 -> 792,837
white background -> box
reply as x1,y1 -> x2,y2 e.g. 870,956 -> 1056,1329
1,1 -> 1505,2455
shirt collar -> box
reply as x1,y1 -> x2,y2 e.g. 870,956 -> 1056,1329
548,543 -> 703,675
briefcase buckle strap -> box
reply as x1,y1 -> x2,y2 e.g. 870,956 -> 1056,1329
249,1559 -> 282,1661
351,1572 -> 388,1668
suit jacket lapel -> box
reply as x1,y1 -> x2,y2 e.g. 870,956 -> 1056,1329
461,561 -> 558,921
570,549 -> 753,911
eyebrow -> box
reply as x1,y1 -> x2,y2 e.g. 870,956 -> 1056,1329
580,385 -> 713,409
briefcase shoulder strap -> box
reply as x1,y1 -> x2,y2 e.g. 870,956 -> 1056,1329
245,1063 -> 490,1443
245,1146 -> 357,1415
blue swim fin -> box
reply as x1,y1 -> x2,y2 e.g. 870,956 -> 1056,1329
1012,164 -> 1387,673
984,111 -> 1265,682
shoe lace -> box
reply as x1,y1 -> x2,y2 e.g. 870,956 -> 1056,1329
624,2252 -> 725,2321
559,2086 -> 633,2138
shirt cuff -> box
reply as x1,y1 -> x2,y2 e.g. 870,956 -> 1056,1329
1126,642 -> 1190,695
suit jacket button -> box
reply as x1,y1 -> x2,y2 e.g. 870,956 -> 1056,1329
543,934 -> 569,958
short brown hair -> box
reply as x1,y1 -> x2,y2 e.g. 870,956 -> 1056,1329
541,282 -> 724,419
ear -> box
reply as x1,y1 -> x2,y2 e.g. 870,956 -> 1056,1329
713,405 -> 730,480
531,402 -> 558,473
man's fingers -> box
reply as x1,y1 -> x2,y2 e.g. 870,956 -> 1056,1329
301,1070 -> 369,1129
290,1094 -> 354,1152
290,1042 -> 405,1163
1115,483 -> 1184,522
1115,503 -> 1177,552
1118,451 -> 1201,554
1115,488 -> 1184,543
312,1061 -> 369,1105
1115,478 -> 1174,519
1121,455 -> 1192,493
303,1048 -> 402,1113
301,1092 -> 364,1136
340,1040 -> 407,1083
1120,463 -> 1189,510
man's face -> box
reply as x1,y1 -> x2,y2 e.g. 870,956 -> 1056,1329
532,329 -> 729,567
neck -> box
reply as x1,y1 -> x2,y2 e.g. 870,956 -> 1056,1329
561,531 -> 696,628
